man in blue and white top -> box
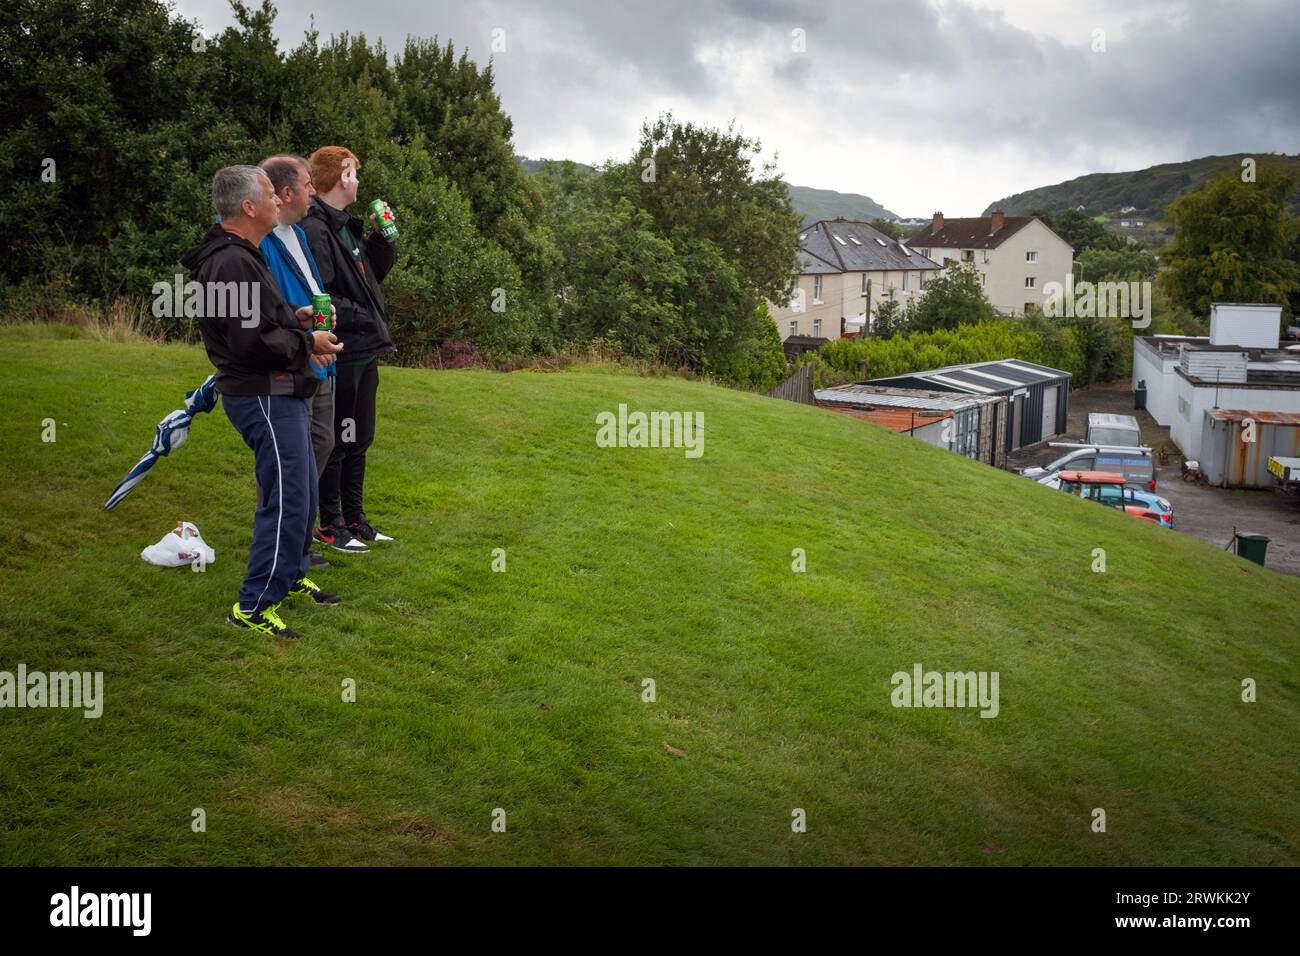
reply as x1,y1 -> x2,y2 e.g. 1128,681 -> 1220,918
258,154 -> 368,558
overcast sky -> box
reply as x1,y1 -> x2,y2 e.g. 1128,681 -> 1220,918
173,0 -> 1300,216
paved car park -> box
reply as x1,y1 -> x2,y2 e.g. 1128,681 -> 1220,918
1007,380 -> 1300,577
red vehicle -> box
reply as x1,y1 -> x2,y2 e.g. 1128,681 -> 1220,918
1056,471 -> 1165,525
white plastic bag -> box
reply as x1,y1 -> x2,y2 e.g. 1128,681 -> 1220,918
141,521 -> 216,568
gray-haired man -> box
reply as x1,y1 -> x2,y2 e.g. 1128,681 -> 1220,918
181,165 -> 345,639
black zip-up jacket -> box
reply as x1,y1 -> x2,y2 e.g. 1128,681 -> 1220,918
300,196 -> 397,361
180,223 -> 317,398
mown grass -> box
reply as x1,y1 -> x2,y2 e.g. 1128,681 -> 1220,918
0,323 -> 1296,865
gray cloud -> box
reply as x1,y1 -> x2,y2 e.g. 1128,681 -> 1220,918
174,0 -> 1300,214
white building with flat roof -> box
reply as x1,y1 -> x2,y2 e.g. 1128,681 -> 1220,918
1132,303 -> 1300,461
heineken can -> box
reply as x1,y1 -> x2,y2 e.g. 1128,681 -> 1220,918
369,198 -> 398,239
311,294 -> 333,331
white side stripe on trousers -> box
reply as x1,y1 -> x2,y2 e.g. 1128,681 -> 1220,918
245,395 -> 284,613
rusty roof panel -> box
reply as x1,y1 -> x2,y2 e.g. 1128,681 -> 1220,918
1206,409 -> 1300,425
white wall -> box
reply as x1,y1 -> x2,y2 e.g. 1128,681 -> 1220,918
1170,377 -> 1300,459
910,220 -> 1072,316
1209,303 -> 1281,349
769,272 -> 846,341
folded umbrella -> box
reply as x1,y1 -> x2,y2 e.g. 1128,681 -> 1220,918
103,375 -> 219,510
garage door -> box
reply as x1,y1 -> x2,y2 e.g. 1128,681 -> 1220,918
1042,384 -> 1058,439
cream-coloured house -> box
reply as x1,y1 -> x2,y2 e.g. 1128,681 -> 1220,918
907,212 -> 1073,316
769,219 -> 943,345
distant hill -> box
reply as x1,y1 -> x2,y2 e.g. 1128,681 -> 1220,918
984,153 -> 1300,219
517,156 -> 901,224
785,184 -> 900,225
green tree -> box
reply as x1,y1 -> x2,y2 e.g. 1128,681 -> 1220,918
0,0 -> 248,315
1159,160 -> 1300,319
1031,207 -> 1126,255
586,113 -> 801,377
908,262 -> 998,332
1077,246 -> 1157,282
871,290 -> 907,339
869,218 -> 904,240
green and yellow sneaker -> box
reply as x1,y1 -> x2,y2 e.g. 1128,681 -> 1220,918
228,602 -> 302,639
287,577 -> 342,605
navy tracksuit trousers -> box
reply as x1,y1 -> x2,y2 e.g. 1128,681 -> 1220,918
223,394 -> 316,614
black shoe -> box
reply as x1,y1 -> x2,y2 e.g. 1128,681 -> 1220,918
228,603 -> 302,639
288,577 -> 342,605
307,552 -> 330,569
351,513 -> 393,542
315,521 -> 369,554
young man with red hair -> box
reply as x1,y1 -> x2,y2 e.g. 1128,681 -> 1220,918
301,146 -> 399,552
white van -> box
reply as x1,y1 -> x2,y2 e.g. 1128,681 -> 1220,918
1022,444 -> 1156,491
1087,413 -> 1141,448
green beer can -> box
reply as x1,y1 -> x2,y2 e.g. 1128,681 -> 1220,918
311,294 -> 333,331
369,198 -> 398,239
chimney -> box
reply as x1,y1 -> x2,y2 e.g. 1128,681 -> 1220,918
931,211 -> 944,235
990,210 -> 1005,234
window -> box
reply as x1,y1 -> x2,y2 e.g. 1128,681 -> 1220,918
943,256 -> 953,267
979,273 -> 986,286
902,272 -> 909,291
1093,486 -> 1125,508
861,273 -> 869,296
813,275 -> 823,303
833,234 -> 846,245
1046,451 -> 1095,472
1024,302 -> 1035,314
812,319 -> 822,337
849,236 -> 862,245
921,249 -> 931,259
962,250 -> 974,262
789,320 -> 798,337
875,238 -> 887,246
983,250 -> 990,263
1025,277 -> 1036,288
1026,251 -> 1038,263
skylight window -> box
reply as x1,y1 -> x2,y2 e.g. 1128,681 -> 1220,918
875,238 -> 886,246
833,235 -> 846,245
849,236 -> 862,245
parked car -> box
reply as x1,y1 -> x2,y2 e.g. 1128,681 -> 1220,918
1087,413 -> 1142,448
1285,323 -> 1300,341
1128,488 -> 1174,528
1023,445 -> 1156,491
1056,471 -> 1166,525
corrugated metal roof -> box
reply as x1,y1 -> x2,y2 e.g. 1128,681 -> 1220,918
867,358 -> 1070,393
1206,409 -> 1300,425
815,385 -> 982,411
818,403 -> 952,432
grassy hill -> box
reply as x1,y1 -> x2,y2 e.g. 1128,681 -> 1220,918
785,184 -> 899,226
518,155 -> 900,226
984,152 -> 1300,219
2,324 -> 1297,866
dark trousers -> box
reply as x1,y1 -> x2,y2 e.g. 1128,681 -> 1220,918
320,359 -> 378,526
310,373 -> 335,479
223,394 -> 315,613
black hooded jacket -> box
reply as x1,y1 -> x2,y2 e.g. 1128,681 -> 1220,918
180,223 -> 317,398
300,196 -> 397,362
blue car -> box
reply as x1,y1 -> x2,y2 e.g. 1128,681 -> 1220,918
1127,488 -> 1174,528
